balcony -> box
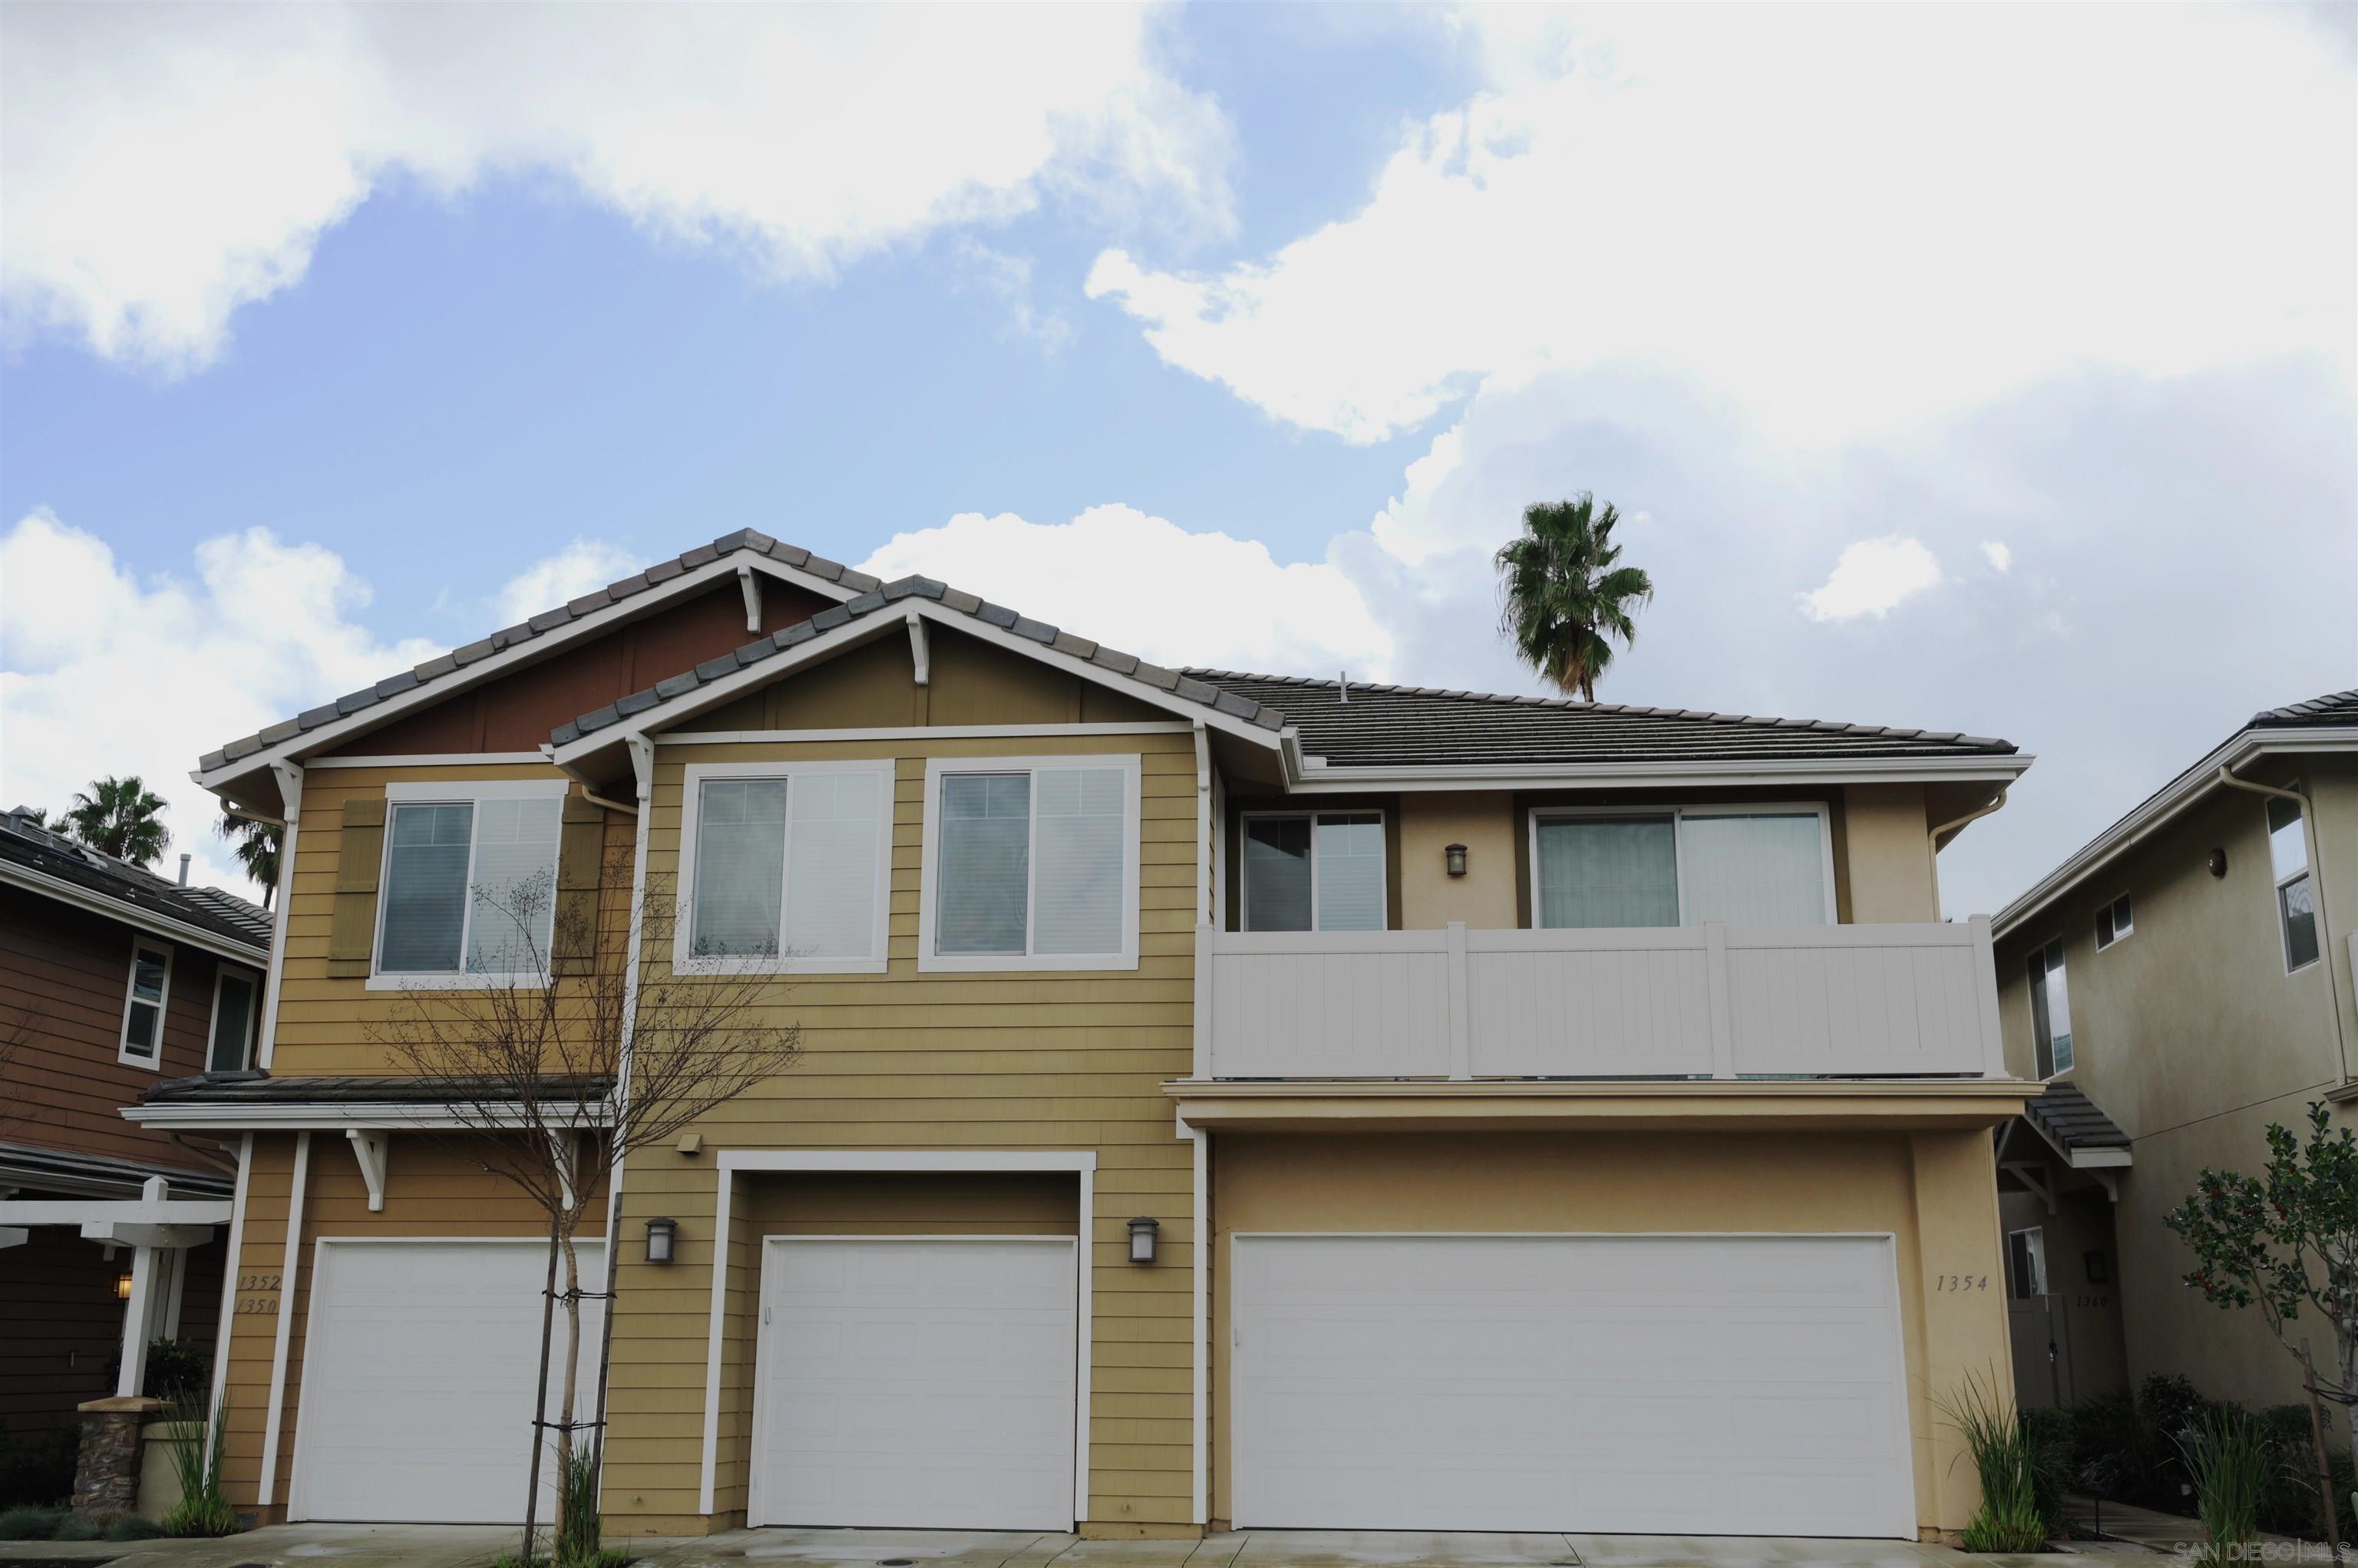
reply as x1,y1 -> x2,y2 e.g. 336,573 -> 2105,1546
1190,918 -> 2009,1084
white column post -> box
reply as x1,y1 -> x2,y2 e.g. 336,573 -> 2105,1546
258,1131 -> 312,1509
114,1177 -> 164,1398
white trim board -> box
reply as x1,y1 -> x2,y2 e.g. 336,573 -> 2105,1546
1292,753 -> 2031,793
696,1149 -> 1098,1522
196,551 -> 863,791
123,1100 -> 611,1131
659,722 -> 1195,744
305,753 -> 553,770
0,860 -> 269,966
203,1134 -> 253,1467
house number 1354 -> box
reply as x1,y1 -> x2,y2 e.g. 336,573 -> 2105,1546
1935,1275 -> 1990,1292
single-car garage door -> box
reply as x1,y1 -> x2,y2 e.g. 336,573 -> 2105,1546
751,1236 -> 1078,1530
292,1240 -> 603,1523
1233,1234 -> 1914,1537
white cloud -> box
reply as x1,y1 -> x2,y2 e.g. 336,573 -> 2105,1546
1798,537 -> 1944,622
1089,5 -> 2353,446
0,4 -> 1232,371
953,241 -> 1074,353
1980,541 -> 2013,573
859,503 -> 1393,679
492,539 -> 644,629
0,510 -> 441,899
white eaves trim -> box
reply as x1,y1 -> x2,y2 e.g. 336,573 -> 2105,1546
1290,751 -> 2033,794
1995,725 -> 2358,940
548,596 -> 1290,773
192,553 -> 860,791
122,1099 -> 612,1131
0,860 -> 269,966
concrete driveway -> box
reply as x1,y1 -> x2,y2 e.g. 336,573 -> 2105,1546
0,1524 -> 2082,1568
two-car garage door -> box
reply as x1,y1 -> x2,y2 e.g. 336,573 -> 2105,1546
1233,1234 -> 1916,1537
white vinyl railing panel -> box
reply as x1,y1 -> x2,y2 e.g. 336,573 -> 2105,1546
1198,917 -> 2006,1081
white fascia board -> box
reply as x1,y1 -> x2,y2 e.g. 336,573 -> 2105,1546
0,1197 -> 233,1226
121,1100 -> 611,1131
0,861 -> 269,966
193,553 -> 860,791
2071,1147 -> 2134,1169
1994,727 -> 2358,939
550,597 -> 1287,772
1287,751 -> 2033,794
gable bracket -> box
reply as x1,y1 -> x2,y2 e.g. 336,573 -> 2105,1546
906,609 -> 930,687
345,1128 -> 388,1212
736,564 -> 761,634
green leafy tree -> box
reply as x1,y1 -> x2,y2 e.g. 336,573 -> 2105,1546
2167,1101 -> 2358,1548
65,776 -> 170,867
1494,494 -> 1654,701
215,804 -> 283,904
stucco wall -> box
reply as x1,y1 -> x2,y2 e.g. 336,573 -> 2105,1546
1207,1128 -> 2012,1538
1396,792 -> 1517,929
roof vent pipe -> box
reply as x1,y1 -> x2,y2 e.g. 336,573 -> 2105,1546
177,853 -> 190,886
1338,671 -> 1349,704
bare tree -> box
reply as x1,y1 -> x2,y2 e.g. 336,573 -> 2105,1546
370,848 -> 800,1566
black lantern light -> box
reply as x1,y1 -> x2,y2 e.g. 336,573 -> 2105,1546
646,1216 -> 679,1265
1444,843 -> 1468,878
1127,1216 -> 1160,1264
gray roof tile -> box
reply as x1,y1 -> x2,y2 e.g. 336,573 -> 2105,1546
0,810 -> 270,956
2027,1081 -> 2130,1150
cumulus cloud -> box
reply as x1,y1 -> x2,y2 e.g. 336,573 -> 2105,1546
0,3 -> 1232,371
1088,5 -> 2353,446
859,503 -> 1393,678
1980,542 -> 2014,574
1799,538 -> 1944,622
492,538 -> 645,629
0,511 -> 440,897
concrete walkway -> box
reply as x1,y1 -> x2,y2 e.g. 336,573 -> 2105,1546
2059,1494 -> 2330,1557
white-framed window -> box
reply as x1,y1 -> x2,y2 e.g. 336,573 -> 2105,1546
918,754 -> 1142,972
2095,893 -> 2133,951
370,779 -> 568,989
2006,1226 -> 2048,1299
2027,937 -> 2073,1078
1528,804 -> 1835,929
208,964 -> 263,1074
2267,795 -> 2321,973
672,760 -> 893,973
1241,810 -> 1386,933
118,937 -> 173,1068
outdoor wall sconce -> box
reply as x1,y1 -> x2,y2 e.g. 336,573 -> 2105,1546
646,1216 -> 678,1265
115,1269 -> 134,1302
2208,848 -> 2229,879
2083,1249 -> 2109,1285
1128,1216 -> 1160,1264
1444,843 -> 1468,878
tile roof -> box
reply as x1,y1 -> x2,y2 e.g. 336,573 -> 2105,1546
139,1071 -> 614,1105
0,808 -> 270,956
553,575 -> 1288,746
2254,688 -> 2358,728
1184,671 -> 2019,769
2025,1080 -> 2130,1151
198,530 -> 876,774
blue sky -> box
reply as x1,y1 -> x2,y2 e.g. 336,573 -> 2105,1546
2,3 -> 2353,912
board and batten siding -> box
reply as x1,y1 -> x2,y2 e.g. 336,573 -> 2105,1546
600,730 -> 1199,1537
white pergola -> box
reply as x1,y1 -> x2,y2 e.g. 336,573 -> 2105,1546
0,1177 -> 233,1398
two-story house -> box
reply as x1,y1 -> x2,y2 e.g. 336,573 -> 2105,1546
131,531 -> 2036,1543
0,807 -> 270,1439
1992,691 -> 2357,1415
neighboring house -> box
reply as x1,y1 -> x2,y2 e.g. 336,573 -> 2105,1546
135,530 -> 2037,1542
1992,692 -> 2358,1414
0,807 -> 272,1435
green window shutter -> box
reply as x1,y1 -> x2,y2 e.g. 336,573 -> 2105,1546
326,797 -> 386,978
553,794 -> 606,975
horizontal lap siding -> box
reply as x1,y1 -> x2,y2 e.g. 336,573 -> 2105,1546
604,731 -> 1199,1535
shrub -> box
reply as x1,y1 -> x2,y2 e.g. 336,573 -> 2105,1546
2179,1408 -> 2273,1562
0,1506 -> 64,1540
106,1514 -> 165,1541
160,1394 -> 237,1538
0,1423 -> 77,1510
1942,1369 -> 2057,1553
103,1337 -> 210,1402
52,1513 -> 103,1541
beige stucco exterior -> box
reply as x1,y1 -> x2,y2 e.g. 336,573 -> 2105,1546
192,598 -> 2030,1542
1994,750 -> 2358,1412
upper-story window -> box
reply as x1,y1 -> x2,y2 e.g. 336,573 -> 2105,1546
920,755 -> 1141,972
2027,938 -> 2072,1077
2267,795 -> 2320,973
373,781 -> 566,985
1242,811 -> 1385,932
2095,893 -> 2133,950
118,937 -> 173,1068
2006,1226 -> 2048,1299
675,762 -> 892,972
210,965 -> 263,1072
1531,805 -> 1831,929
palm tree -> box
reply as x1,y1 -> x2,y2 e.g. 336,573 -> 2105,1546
66,776 -> 170,867
216,804 -> 284,905
1494,494 -> 1655,701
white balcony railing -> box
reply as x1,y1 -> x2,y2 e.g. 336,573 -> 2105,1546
1192,919 -> 2009,1081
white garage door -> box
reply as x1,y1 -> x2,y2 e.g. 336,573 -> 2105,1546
1233,1234 -> 1914,1537
752,1236 -> 1077,1530
292,1240 -> 604,1523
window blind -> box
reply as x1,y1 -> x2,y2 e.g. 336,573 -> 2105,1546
1034,766 -> 1125,956
1313,814 -> 1385,932
1680,812 -> 1827,926
692,779 -> 790,958
1536,817 -> 1679,929
938,773 -> 1030,954
466,796 -> 562,974
783,771 -> 884,961
379,802 -> 474,972
1243,817 -> 1313,932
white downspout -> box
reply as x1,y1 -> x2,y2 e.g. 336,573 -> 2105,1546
1188,721 -> 1212,1526
2218,766 -> 2351,1082
1927,786 -> 2009,919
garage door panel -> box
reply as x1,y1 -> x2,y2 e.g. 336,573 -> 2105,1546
754,1237 -> 1075,1530
1233,1235 -> 1912,1537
